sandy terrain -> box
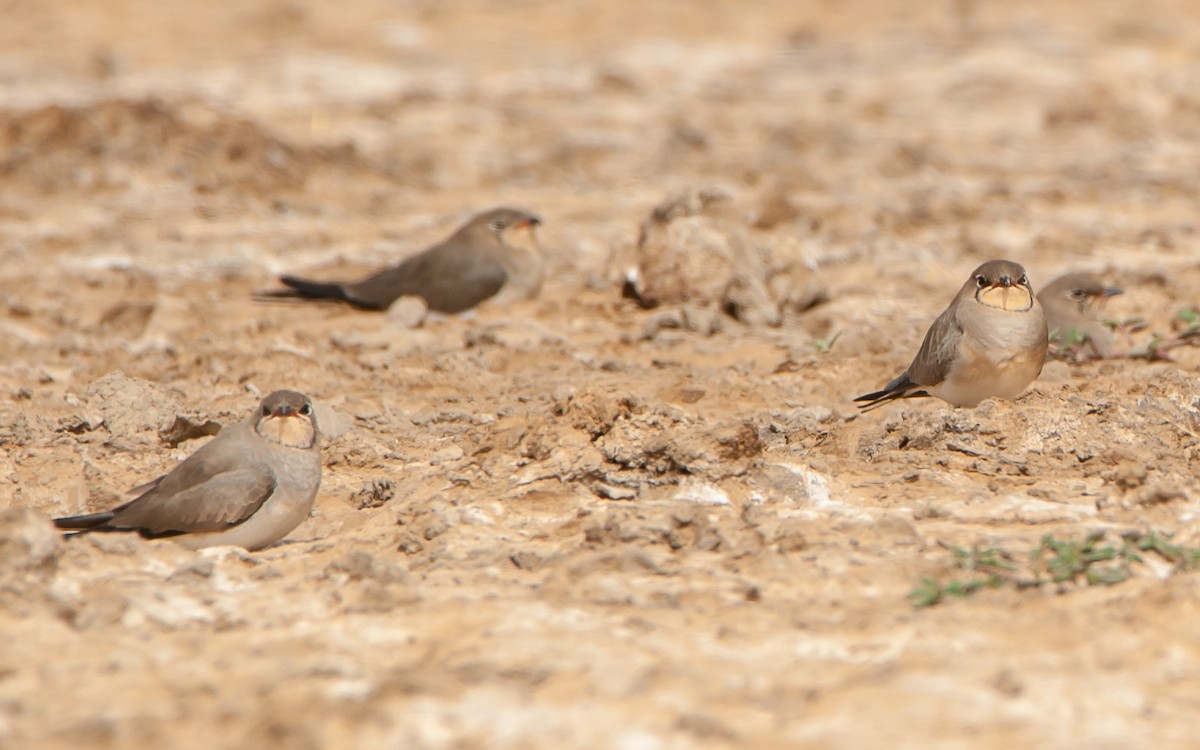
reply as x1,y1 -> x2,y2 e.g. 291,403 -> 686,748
4,0 -> 1200,747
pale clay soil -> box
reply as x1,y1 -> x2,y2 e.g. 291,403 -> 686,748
4,1 -> 1200,748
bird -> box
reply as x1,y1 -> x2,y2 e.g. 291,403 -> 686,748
854,260 -> 1049,411
1037,272 -> 1122,359
54,390 -> 323,551
256,207 -> 544,314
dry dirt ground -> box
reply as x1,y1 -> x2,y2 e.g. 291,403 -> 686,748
5,0 -> 1200,747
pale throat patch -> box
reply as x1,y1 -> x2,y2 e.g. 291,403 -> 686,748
257,415 -> 316,448
501,224 -> 541,254
977,285 -> 1033,312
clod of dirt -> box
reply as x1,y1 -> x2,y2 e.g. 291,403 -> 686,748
0,507 -> 61,574
159,415 -> 223,448
83,372 -> 184,442
465,319 -> 571,352
629,188 -> 774,324
0,508 -> 62,620
552,385 -> 642,438
742,504 -> 811,553
764,236 -> 829,315
312,402 -> 354,439
325,551 -> 409,584
627,188 -> 826,330
352,479 -> 396,509
531,385 -> 763,498
0,408 -> 36,444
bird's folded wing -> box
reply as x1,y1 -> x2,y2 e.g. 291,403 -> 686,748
349,242 -> 508,313
906,306 -> 963,386
112,466 -> 277,534
421,260 -> 508,313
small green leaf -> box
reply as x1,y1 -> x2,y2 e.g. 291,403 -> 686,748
909,578 -> 943,608
1065,327 -> 1090,346
813,332 -> 842,354
1087,566 -> 1130,585
912,529 -> 1200,607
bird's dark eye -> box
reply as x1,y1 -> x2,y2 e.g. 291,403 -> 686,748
1019,275 -> 1028,285
975,275 -> 987,287
1070,290 -> 1085,300
262,405 -> 271,416
300,403 -> 312,416
489,219 -> 508,232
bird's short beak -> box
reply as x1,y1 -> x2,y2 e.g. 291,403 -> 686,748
1100,287 -> 1123,298
516,216 -> 542,229
995,276 -> 1014,288
272,405 -> 298,417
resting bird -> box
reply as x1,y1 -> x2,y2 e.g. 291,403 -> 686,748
256,207 -> 543,313
1037,272 -> 1122,359
855,260 -> 1048,411
54,390 -> 323,551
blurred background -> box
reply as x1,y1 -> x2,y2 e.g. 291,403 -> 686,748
5,0 -> 1199,283
5,1 -> 1200,748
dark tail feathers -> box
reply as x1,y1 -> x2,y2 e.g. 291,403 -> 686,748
54,511 -> 116,531
853,374 -> 928,412
54,513 -> 185,540
265,276 -> 352,303
252,276 -> 353,304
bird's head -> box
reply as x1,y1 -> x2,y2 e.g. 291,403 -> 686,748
255,390 -> 319,448
473,207 -> 543,253
970,260 -> 1036,312
1041,272 -> 1122,315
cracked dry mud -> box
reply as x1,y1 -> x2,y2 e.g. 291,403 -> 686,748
4,1 -> 1200,748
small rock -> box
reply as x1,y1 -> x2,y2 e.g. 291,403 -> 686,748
169,558 -> 215,581
510,549 -> 555,571
430,444 -> 464,464
81,372 -> 188,442
1038,360 -> 1072,384
592,482 -> 637,501
313,402 -> 354,439
327,551 -> 408,583
386,295 -> 428,329
465,320 -> 568,351
330,330 -> 391,351
125,588 -> 214,629
351,478 -> 395,509
674,481 -> 731,506
0,508 -> 61,573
